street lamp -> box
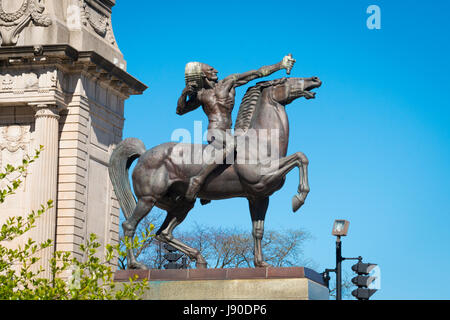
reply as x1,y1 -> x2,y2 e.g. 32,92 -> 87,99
332,219 -> 349,300
332,219 -> 350,237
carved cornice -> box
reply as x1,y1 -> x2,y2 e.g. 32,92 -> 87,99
0,44 -> 78,60
77,50 -> 147,94
0,45 -> 147,97
0,0 -> 52,46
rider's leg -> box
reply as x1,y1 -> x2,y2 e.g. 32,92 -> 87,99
185,129 -> 235,200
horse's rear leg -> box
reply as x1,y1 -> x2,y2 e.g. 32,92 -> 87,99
122,196 -> 156,269
248,197 -> 270,268
156,202 -> 208,268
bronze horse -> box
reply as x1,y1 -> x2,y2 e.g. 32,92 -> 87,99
109,76 -> 322,269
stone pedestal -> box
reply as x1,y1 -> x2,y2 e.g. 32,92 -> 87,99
0,0 -> 147,275
114,267 -> 330,300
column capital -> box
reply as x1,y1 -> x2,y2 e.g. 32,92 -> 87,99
29,103 -> 60,120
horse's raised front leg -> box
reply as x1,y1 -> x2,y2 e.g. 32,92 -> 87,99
291,152 -> 310,212
155,201 -> 208,268
248,197 -> 270,268
259,152 -> 310,212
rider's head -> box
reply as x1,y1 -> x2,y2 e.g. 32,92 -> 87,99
201,64 -> 218,83
185,62 -> 218,89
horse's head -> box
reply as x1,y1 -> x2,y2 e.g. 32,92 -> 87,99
235,77 -> 322,133
272,77 -> 322,105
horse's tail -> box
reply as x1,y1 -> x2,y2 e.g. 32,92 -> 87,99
108,138 -> 146,220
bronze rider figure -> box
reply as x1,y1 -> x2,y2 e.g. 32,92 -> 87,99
176,54 -> 296,201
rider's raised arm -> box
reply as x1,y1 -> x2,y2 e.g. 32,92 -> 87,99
176,86 -> 201,115
225,55 -> 295,87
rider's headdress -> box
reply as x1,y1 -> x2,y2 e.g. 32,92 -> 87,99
185,62 -> 204,89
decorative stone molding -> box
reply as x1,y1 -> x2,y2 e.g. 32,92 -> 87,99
0,45 -> 145,99
79,0 -> 116,46
0,0 -> 28,23
1,75 -> 13,90
0,123 -> 31,190
0,0 -> 52,46
0,124 -> 30,153
33,104 -> 60,120
80,0 -> 106,36
0,70 -> 54,95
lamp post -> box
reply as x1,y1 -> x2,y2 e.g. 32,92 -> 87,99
336,235 -> 342,300
331,219 -> 350,300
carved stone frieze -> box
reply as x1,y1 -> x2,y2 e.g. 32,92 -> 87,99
0,0 -> 52,46
0,69 -> 62,93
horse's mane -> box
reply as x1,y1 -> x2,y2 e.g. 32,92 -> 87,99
234,78 -> 287,133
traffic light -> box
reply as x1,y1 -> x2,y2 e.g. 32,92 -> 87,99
351,261 -> 378,300
163,244 -> 185,269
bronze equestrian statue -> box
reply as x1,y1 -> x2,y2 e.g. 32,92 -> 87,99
109,57 -> 322,269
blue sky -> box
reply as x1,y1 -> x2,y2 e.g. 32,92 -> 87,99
112,0 -> 450,299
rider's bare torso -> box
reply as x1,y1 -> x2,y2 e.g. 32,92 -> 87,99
197,80 -> 235,131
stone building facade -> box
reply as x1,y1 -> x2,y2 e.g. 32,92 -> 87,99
0,0 -> 146,276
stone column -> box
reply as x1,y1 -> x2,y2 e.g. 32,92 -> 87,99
30,104 -> 60,278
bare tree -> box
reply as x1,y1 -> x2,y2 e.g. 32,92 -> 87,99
119,211 -> 314,270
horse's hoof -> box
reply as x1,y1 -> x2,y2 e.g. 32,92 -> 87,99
200,199 -> 211,205
196,262 -> 208,269
292,194 -> 304,212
